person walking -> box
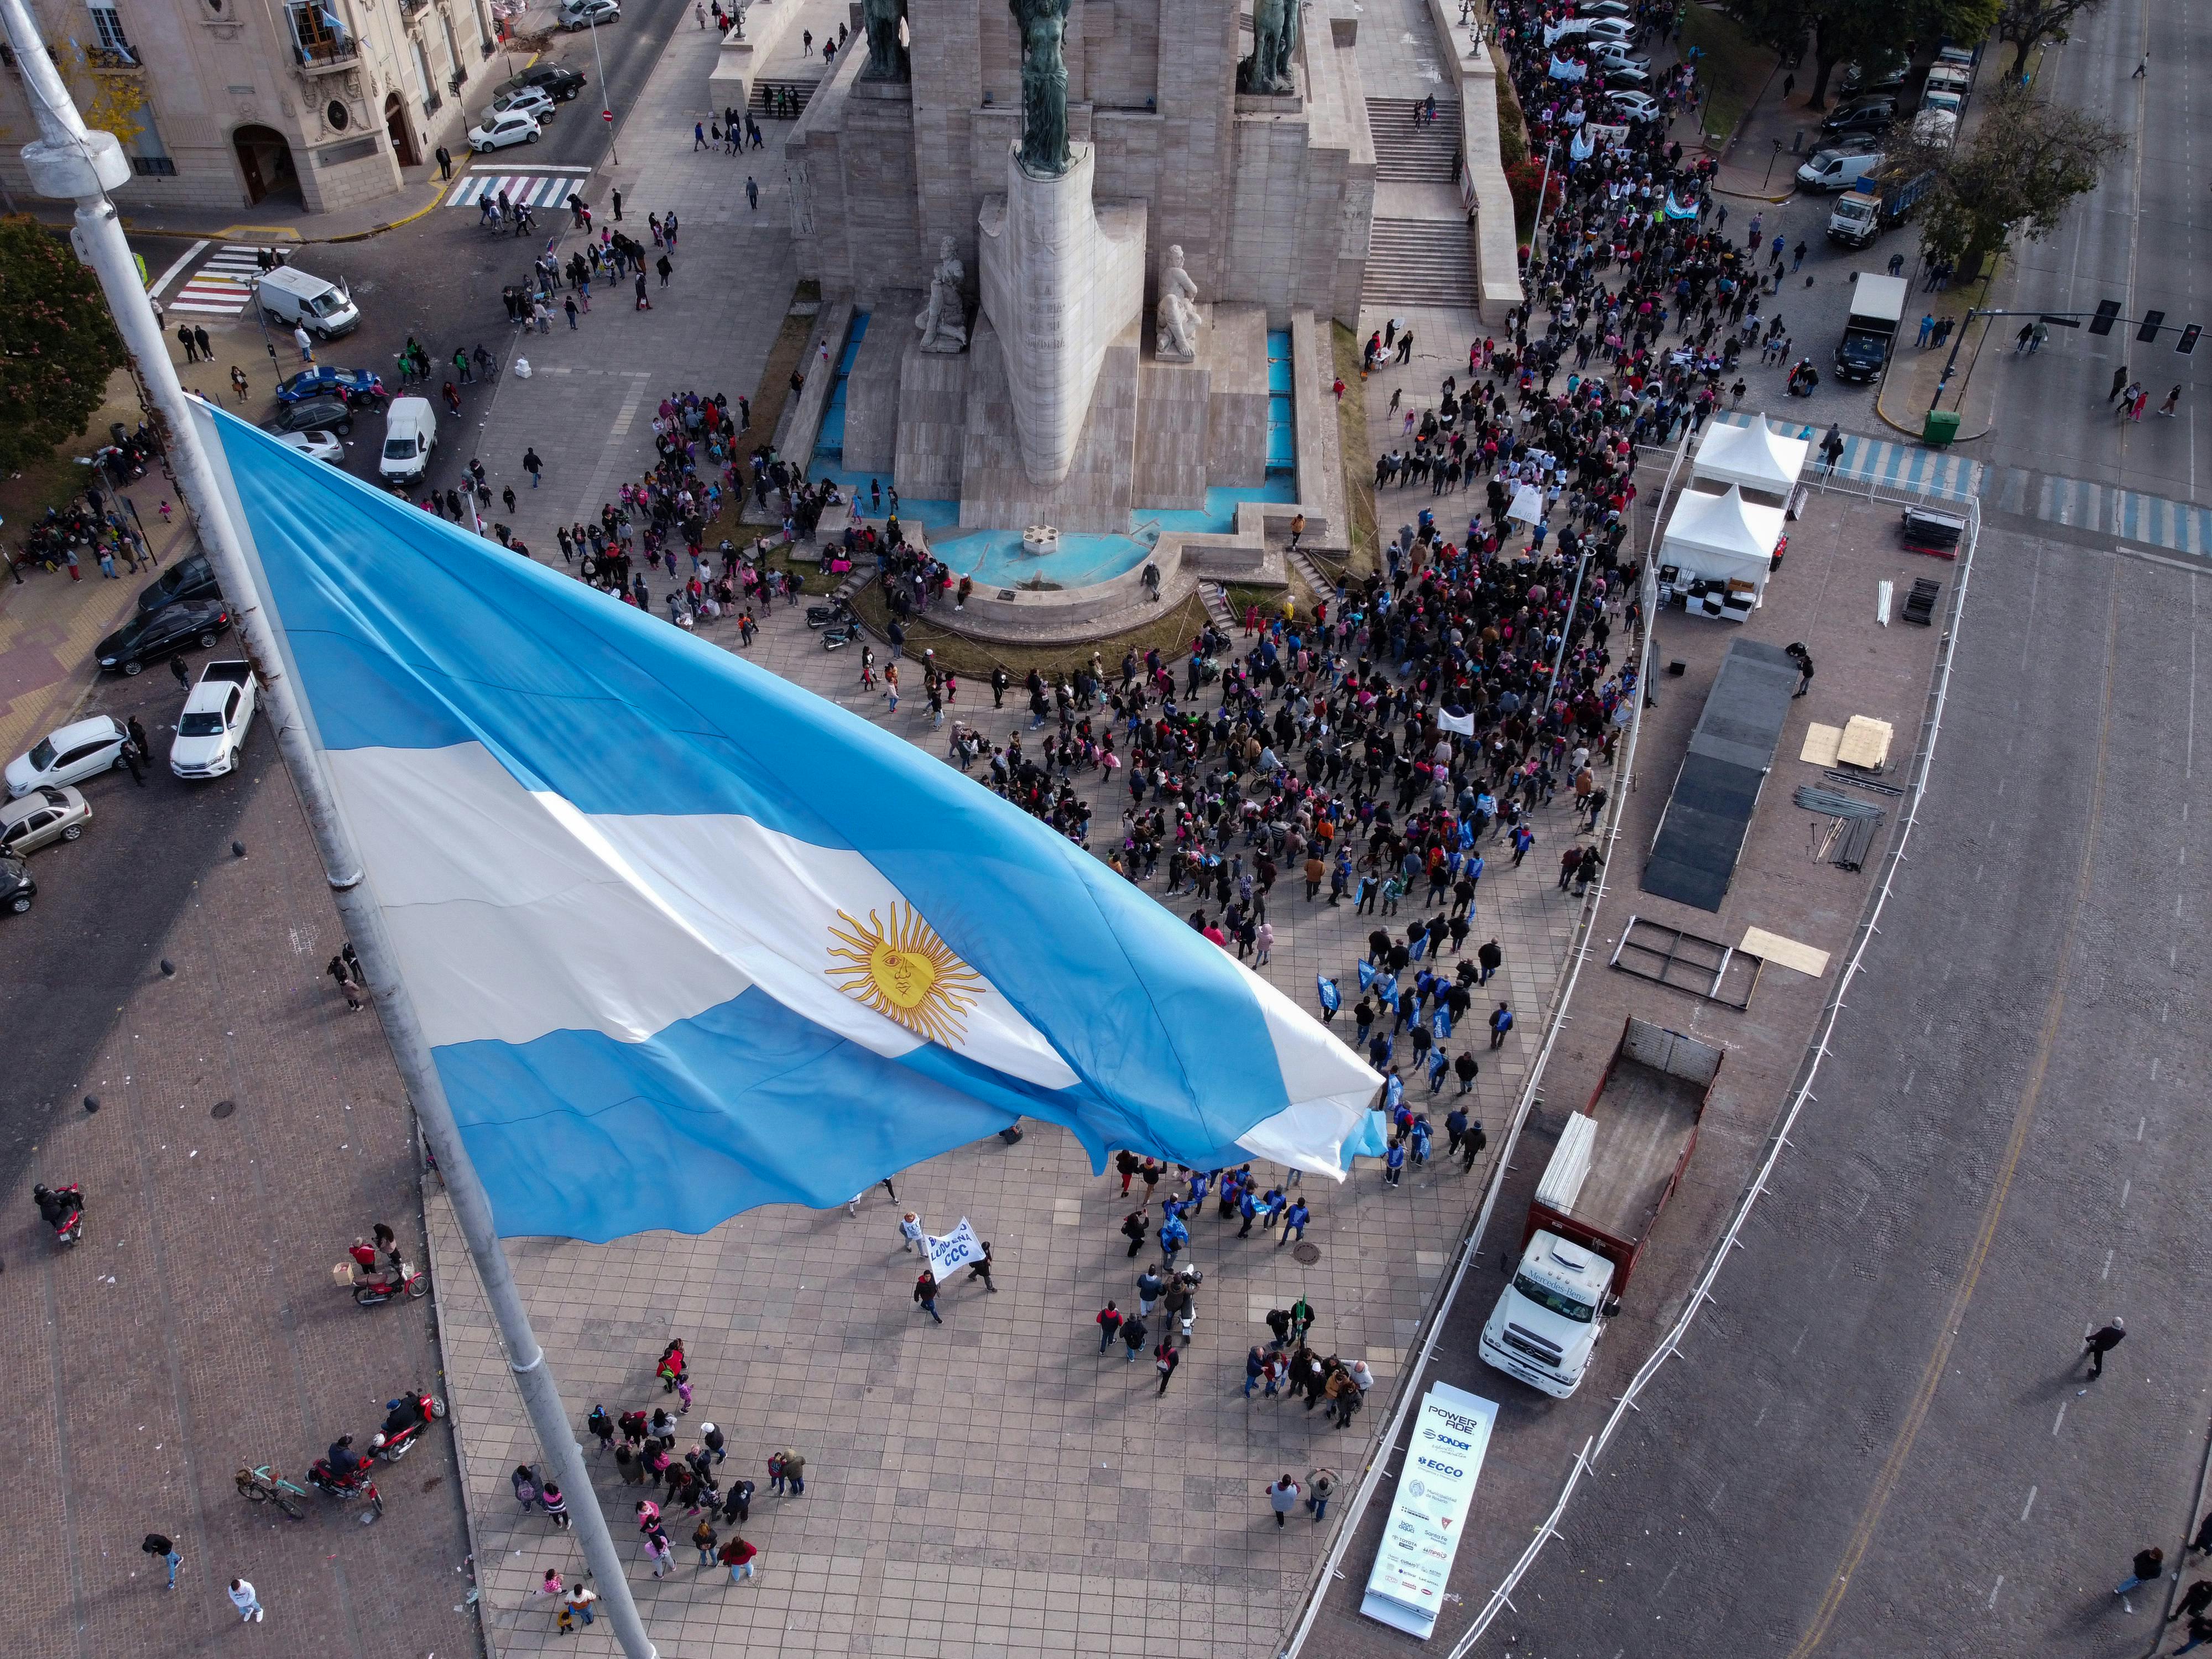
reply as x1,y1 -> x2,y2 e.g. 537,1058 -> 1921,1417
230,366 -> 249,402
1488,1002 -> 1514,1049
692,1515 -> 719,1567
178,324 -> 200,363
1121,1207 -> 1150,1258
1096,1300 -> 1123,1352
435,143 -> 452,180
1153,1337 -> 1180,1394
541,1480 -> 571,1530
2116,1545 -> 2165,1597
294,324 -> 315,363
1306,1468 -> 1339,1523
512,1463 -> 542,1512
2161,385 -> 2184,418
746,175 -> 759,210
900,1211 -> 925,1253
2084,1319 -> 2126,1378
1267,1473 -> 1301,1527
967,1240 -> 998,1293
558,1581 -> 599,1631
227,1577 -> 264,1624
913,1268 -> 943,1323
523,446 -> 542,488
2168,1579 -> 2212,1627
1120,1312 -> 1149,1363
142,1532 -> 181,1590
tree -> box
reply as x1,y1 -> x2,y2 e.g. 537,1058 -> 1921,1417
1909,83 -> 2124,279
0,216 -> 126,473
1997,0 -> 2107,81
1724,0 -> 1997,108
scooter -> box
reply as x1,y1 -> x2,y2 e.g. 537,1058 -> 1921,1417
33,1183 -> 83,1246
335,1255 -> 430,1307
821,622 -> 858,650
805,598 -> 853,630
369,1390 -> 447,1462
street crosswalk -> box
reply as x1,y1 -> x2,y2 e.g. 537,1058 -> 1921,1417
450,169 -> 592,210
165,244 -> 273,317
1983,465 -> 2212,558
1708,411 -> 1985,502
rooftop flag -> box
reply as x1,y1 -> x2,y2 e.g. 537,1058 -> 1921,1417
194,404 -> 1380,1241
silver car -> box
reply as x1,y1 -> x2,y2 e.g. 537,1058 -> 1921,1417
0,785 -> 90,854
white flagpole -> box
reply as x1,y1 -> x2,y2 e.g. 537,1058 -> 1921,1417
0,5 -> 657,1651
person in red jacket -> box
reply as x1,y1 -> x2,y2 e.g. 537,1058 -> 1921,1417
718,1534 -> 759,1583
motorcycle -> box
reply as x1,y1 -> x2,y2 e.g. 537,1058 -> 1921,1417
805,599 -> 853,630
821,622 -> 858,650
33,1182 -> 82,1246
369,1390 -> 447,1462
306,1458 -> 385,1519
333,1250 -> 429,1307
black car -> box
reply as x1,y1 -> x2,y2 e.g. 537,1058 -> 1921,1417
95,598 -> 232,676
1822,98 -> 1896,135
500,64 -> 586,101
0,854 -> 32,916
136,552 -> 221,615
260,395 -> 354,437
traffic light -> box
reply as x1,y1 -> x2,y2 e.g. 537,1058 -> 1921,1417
2137,309 -> 2167,343
2088,299 -> 2122,336
2180,324 -> 2202,356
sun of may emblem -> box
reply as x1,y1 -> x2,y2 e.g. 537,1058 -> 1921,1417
825,903 -> 985,1046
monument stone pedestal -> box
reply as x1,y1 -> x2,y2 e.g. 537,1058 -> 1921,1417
975,142 -> 1146,488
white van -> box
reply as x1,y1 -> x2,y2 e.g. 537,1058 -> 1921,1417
1797,147 -> 1882,192
378,397 -> 437,484
253,264 -> 360,340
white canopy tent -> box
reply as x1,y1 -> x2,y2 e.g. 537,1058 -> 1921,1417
1662,483 -> 1787,611
1691,416 -> 1809,497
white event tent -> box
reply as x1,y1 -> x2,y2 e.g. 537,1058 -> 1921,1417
1691,416 -> 1809,498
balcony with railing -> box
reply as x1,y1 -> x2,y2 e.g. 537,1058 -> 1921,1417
85,41 -> 140,70
287,2 -> 358,70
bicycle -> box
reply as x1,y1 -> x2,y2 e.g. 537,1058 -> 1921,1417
236,1464 -> 310,1520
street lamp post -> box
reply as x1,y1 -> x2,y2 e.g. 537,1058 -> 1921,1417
583,9 -> 618,166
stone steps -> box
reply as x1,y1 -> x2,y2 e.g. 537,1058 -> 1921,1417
1361,218 -> 1475,308
1365,96 -> 1462,184
750,78 -> 820,117
1288,545 -> 1336,601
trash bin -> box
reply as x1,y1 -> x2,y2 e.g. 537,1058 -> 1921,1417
1922,408 -> 1961,446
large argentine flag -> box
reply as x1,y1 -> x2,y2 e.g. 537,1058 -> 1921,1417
194,405 -> 1381,1240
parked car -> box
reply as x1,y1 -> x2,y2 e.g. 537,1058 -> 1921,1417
275,366 -> 387,408
95,598 -> 231,676
1595,61 -> 1651,87
1822,99 -> 1896,137
1580,16 -> 1634,38
274,429 -> 346,465
1607,90 -> 1660,121
260,395 -> 354,437
489,86 -> 556,120
137,552 -> 220,615
1839,60 -> 1907,97
1797,145 -> 1884,192
0,854 -> 33,915
1586,40 -> 1648,68
1575,0 -> 1631,15
378,397 -> 439,486
468,108 -> 542,152
559,0 -> 619,27
0,785 -> 90,854
498,64 -> 586,101
6,716 -> 127,797
170,661 -> 258,780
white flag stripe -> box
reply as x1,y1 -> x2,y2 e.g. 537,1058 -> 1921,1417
326,742 -> 1077,1089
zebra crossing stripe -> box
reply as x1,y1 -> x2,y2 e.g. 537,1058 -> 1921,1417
451,173 -> 586,208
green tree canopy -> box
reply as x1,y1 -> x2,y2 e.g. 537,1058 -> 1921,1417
1724,0 -> 1999,108
1997,0 -> 2108,81
0,215 -> 127,473
1903,82 -> 2125,278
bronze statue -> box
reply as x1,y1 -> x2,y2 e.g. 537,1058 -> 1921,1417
1010,0 -> 1071,176
860,0 -> 908,80
1240,0 -> 1298,95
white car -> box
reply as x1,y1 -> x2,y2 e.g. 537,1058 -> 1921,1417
1582,16 -> 1634,39
1587,40 -> 1647,68
1608,90 -> 1661,121
6,716 -> 128,797
468,109 -> 541,153
274,429 -> 345,465
0,785 -> 90,854
485,87 -> 555,125
170,661 -> 258,780
559,0 -> 619,27
1576,0 -> 1631,15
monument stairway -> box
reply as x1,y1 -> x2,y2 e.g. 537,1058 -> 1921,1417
1361,218 -> 1475,308
1365,97 -> 1462,184
750,77 -> 821,117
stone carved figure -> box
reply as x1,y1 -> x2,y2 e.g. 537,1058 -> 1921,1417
859,0 -> 907,80
915,236 -> 969,354
1155,244 -> 1202,362
1240,0 -> 1297,94
1010,0 -> 1071,177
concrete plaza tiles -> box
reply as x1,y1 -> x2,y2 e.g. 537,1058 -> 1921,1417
429,592 -> 1598,1657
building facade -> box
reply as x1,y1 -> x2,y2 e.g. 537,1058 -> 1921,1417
0,0 -> 497,216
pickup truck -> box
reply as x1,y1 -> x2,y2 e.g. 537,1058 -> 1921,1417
1478,1018 -> 1724,1397
170,660 -> 257,779
1825,168 -> 1934,248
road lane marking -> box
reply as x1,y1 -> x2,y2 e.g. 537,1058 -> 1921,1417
2054,1400 -> 2068,1436
2102,1248 -> 2114,1281
147,239 -> 208,299
1787,581 -> 2121,1658
2021,1485 -> 2037,1522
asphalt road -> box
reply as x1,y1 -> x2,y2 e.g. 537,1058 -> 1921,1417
1477,526 -> 2212,1657
1974,0 -> 2206,497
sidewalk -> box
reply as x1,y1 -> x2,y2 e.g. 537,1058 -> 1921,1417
0,375 -> 199,768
